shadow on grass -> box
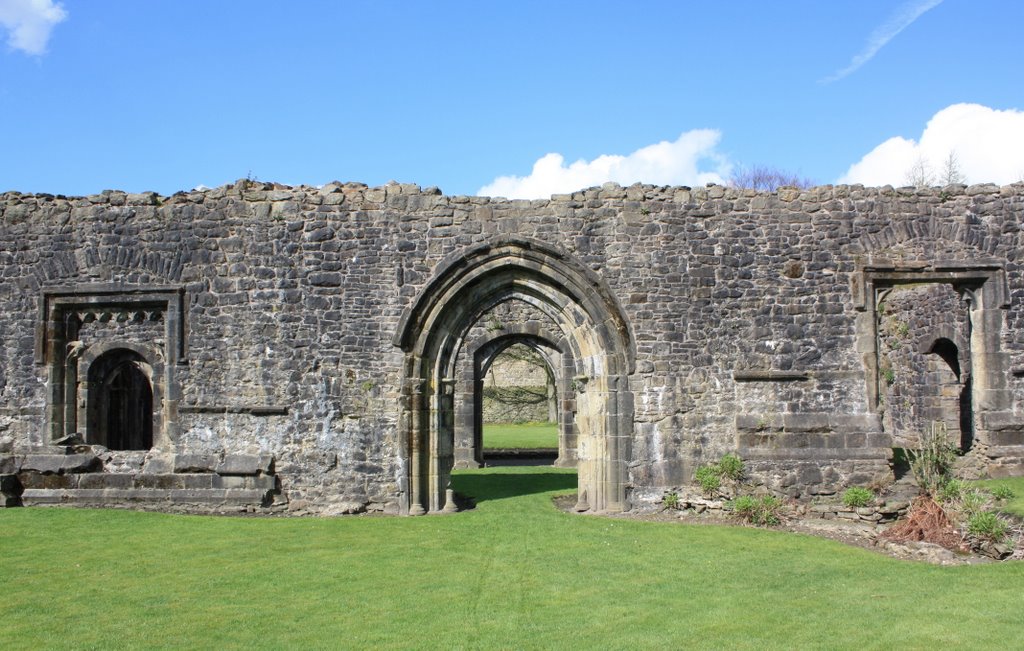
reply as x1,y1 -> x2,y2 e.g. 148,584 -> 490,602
452,469 -> 577,504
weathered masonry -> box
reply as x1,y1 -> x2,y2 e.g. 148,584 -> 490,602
2,180 -> 1024,514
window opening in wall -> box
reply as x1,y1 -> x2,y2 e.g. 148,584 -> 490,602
480,343 -> 557,466
88,349 -> 154,450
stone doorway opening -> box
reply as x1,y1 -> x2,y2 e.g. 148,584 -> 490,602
476,338 -> 562,467
86,349 -> 154,450
450,296 -> 578,470
876,283 -> 973,454
856,264 -> 1011,477
395,239 -> 635,515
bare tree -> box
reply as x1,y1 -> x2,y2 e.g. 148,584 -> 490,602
939,151 -> 966,185
905,151 -> 966,188
904,156 -> 934,188
728,165 -> 814,192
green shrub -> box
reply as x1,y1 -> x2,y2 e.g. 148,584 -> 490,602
967,511 -> 1009,544
718,454 -> 744,481
730,494 -> 783,526
958,490 -> 986,517
990,485 -> 1016,501
908,429 -> 958,494
731,495 -> 757,519
663,492 -> 681,510
695,465 -> 721,495
842,487 -> 873,508
936,479 -> 965,504
754,496 -> 783,526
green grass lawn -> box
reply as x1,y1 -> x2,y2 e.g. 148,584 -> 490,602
483,421 -> 558,449
973,476 -> 1024,517
3,467 -> 1024,649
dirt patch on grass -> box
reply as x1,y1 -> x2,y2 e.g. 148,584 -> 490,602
554,493 -> 1015,565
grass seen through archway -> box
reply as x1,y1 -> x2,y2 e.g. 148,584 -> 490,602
482,421 -> 558,449
2,466 -> 1024,649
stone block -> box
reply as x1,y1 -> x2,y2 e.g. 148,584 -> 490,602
980,411 -> 1020,431
223,488 -> 272,504
779,432 -> 810,448
21,455 -> 67,474
798,466 -> 823,485
783,413 -> 830,432
216,454 -> 272,476
142,456 -> 174,475
19,472 -> 77,489
20,489 -> 68,505
213,475 -> 248,489
61,454 -> 102,473
168,488 -> 230,503
864,433 -> 893,448
0,455 -> 19,474
134,474 -> 182,489
987,431 -> 1024,447
738,432 -> 774,448
174,454 -> 219,473
830,414 -> 882,432
77,473 -> 133,489
180,474 -> 215,489
844,432 -> 866,448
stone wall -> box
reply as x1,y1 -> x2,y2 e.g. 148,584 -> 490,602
482,344 -> 553,424
2,179 -> 1024,513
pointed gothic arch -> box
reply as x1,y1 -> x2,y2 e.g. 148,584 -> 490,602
470,332 -> 570,467
394,238 -> 635,514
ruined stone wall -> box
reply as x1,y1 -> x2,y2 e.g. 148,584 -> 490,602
2,180 -> 1024,512
482,345 -> 552,424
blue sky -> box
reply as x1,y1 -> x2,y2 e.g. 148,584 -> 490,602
2,0 -> 1023,198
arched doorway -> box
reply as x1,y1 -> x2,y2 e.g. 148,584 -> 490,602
474,334 -> 567,467
451,296 -> 577,469
394,239 -> 635,514
86,349 -> 154,450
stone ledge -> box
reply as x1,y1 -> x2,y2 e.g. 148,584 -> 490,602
738,447 -> 892,461
17,472 -> 277,492
733,370 -> 809,382
735,413 -> 882,434
21,454 -> 100,474
20,487 -> 271,506
178,405 -> 289,415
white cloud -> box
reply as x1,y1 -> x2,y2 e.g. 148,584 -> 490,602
0,0 -> 67,55
478,130 -> 729,199
822,0 -> 942,83
838,103 -> 1024,186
